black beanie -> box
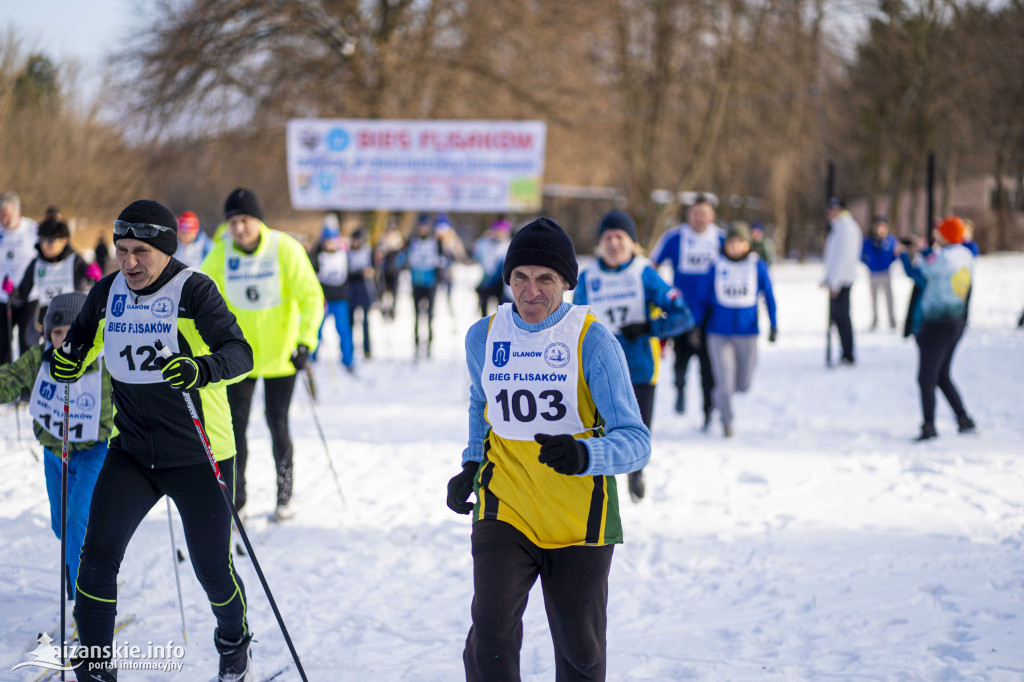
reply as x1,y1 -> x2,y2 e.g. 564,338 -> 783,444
502,217 -> 578,289
38,218 -> 71,241
114,199 -> 178,256
597,209 -> 638,243
224,188 -> 263,221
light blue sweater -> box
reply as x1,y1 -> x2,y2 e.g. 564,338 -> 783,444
462,302 -> 651,476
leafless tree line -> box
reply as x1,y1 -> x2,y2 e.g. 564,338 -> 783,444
2,0 -> 1022,254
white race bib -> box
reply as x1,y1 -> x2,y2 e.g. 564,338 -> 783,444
29,358 -> 102,442
714,255 -> 759,308
583,258 -> 647,333
317,249 -> 348,287
677,224 -> 722,275
104,269 -> 191,384
0,220 -> 39,303
408,237 -> 441,271
348,246 -> 373,272
223,232 -> 282,310
482,304 -> 587,441
32,256 -> 77,306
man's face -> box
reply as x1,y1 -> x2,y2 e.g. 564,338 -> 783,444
724,237 -> 750,260
688,203 -> 714,232
40,236 -> 69,259
0,203 -> 20,228
178,229 -> 198,245
826,206 -> 841,221
228,215 -> 261,251
115,237 -> 171,290
599,229 -> 634,268
872,222 -> 889,239
510,265 -> 567,324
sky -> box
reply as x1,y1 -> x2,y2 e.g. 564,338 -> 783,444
1,0 -> 134,101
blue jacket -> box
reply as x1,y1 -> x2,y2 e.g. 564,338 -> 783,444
651,225 -> 726,324
692,255 -> 777,336
463,302 -> 650,475
574,258 -> 693,385
861,235 -> 897,273
899,244 -> 973,334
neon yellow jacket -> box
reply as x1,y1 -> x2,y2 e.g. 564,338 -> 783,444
202,223 -> 323,378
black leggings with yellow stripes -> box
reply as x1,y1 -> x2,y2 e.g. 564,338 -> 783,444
75,447 -> 247,653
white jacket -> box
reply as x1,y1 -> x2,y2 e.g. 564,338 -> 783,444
823,211 -> 862,290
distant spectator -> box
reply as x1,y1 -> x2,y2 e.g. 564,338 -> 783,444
174,210 -> 214,268
749,221 -> 775,266
0,191 -> 41,363
861,216 -> 898,330
823,197 -> 862,364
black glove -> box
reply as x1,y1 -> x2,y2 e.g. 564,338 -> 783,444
535,433 -> 589,476
619,321 -> 651,342
290,344 -> 310,370
50,344 -> 84,383
446,461 -> 479,514
768,327 -> 777,343
160,353 -> 207,390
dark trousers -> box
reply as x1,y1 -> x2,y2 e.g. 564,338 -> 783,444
829,286 -> 855,362
75,448 -> 246,656
349,279 -> 373,355
673,328 -> 714,415
227,374 -> 297,510
0,300 -> 39,365
916,318 -> 968,425
477,282 -> 507,318
632,383 -> 655,430
412,285 -> 437,349
464,520 -> 613,682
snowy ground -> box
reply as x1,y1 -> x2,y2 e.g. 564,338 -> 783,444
2,255 -> 1023,681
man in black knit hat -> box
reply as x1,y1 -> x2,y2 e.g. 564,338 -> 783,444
51,199 -> 255,681
446,217 -> 650,681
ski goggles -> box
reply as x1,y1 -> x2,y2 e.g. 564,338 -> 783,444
113,220 -> 176,239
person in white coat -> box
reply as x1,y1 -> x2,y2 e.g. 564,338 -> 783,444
823,197 -> 863,364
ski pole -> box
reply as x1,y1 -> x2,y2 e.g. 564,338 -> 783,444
154,342 -> 308,682
165,498 -> 189,644
301,371 -> 347,507
60,383 -> 69,682
825,293 -> 833,368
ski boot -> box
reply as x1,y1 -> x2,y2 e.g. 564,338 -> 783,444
214,629 -> 252,682
957,415 -> 976,434
915,422 -> 937,442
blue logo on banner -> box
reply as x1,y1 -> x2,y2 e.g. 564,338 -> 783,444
318,171 -> 335,192
111,294 -> 126,318
151,297 -> 174,318
492,341 -> 511,368
77,393 -> 96,410
228,257 -> 240,271
40,381 -> 57,401
326,128 -> 349,151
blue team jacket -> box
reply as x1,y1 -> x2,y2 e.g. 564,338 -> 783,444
692,255 -> 777,336
651,227 -> 726,324
574,258 -> 694,385
861,235 -> 898,273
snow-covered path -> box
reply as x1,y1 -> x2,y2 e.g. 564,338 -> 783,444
2,255 -> 1023,680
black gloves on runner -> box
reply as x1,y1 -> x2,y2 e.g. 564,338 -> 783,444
619,321 -> 651,341
768,327 -> 778,343
291,344 -> 310,370
535,433 -> 589,475
160,353 -> 207,390
50,344 -> 85,383
447,461 -> 479,514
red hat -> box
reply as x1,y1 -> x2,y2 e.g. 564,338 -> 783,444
937,216 -> 965,244
177,211 -> 200,234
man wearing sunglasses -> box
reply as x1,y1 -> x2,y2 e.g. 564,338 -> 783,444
50,199 -> 256,681
201,187 -> 323,520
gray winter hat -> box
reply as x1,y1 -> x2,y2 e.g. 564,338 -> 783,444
44,292 -> 88,342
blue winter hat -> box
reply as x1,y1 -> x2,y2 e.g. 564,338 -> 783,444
597,209 -> 638,243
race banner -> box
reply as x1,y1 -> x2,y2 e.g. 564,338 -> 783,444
286,119 -> 547,212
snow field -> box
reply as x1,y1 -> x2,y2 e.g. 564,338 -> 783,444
2,255 -> 1023,680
